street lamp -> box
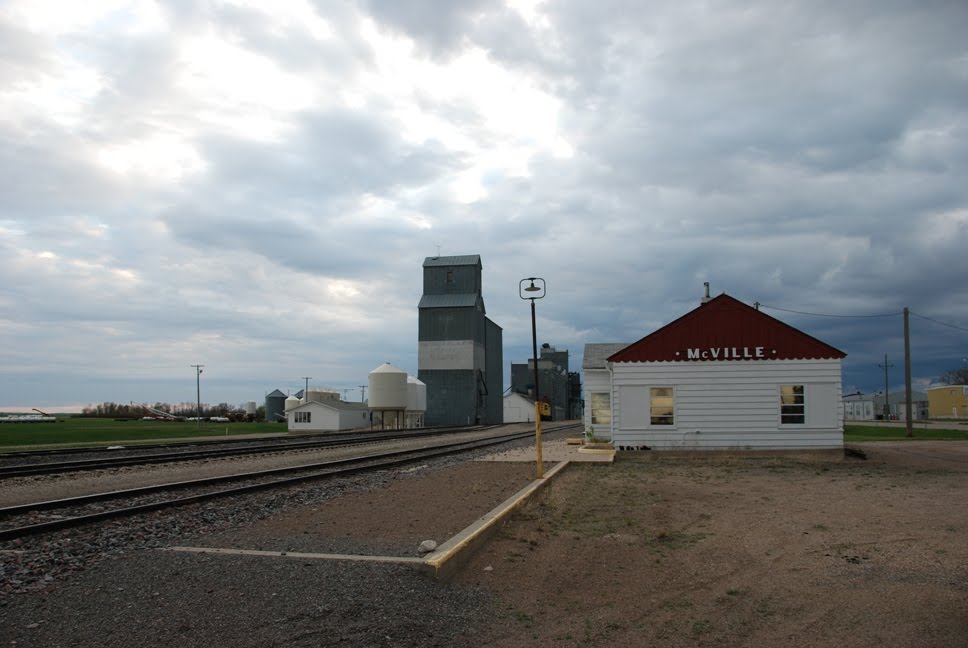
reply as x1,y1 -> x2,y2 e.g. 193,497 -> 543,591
520,277 -> 546,479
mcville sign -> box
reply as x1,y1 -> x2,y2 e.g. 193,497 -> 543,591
682,346 -> 773,360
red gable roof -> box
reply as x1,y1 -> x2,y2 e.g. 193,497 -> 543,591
608,294 -> 846,363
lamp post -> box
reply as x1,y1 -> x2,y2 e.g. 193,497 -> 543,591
520,277 -> 546,479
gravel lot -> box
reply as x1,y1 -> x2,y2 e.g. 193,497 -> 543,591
2,437 -> 967,647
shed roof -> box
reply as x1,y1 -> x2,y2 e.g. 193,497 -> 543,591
582,343 -> 631,370
290,400 -> 369,412
609,294 -> 846,363
417,294 -> 482,309
423,255 -> 481,267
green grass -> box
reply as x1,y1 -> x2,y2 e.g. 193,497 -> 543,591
0,417 -> 288,449
844,424 -> 968,442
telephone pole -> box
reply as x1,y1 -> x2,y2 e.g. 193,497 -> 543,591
878,355 -> 893,420
301,377 -> 311,399
191,365 -> 204,430
904,308 -> 913,438
359,385 -> 367,402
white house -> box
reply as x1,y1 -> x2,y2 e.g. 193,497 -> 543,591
581,343 -> 629,440
504,392 -> 537,423
585,293 -> 846,451
287,399 -> 370,432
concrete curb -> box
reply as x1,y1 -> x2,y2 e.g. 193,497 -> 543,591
422,460 -> 570,581
164,461 -> 573,581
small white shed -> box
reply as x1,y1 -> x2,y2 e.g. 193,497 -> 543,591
287,399 -> 370,432
503,392 -> 536,423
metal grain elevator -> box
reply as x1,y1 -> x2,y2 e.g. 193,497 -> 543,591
417,255 -> 503,426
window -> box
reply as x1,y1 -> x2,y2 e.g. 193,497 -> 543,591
446,269 -> 454,283
780,385 -> 805,424
650,387 -> 674,425
590,392 -> 611,425
294,411 -> 311,423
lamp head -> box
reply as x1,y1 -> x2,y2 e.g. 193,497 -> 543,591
519,277 -> 546,300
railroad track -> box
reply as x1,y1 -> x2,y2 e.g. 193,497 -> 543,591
0,426 -> 501,478
0,425 -> 577,542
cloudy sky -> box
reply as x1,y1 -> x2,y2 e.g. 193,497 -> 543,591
2,0 -> 967,412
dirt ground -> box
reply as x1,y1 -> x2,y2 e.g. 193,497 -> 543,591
453,442 -> 968,647
227,441 -> 968,646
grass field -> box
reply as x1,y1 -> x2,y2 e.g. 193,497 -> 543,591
844,423 -> 968,442
0,417 -> 287,449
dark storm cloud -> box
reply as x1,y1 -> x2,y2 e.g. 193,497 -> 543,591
2,0 -> 967,407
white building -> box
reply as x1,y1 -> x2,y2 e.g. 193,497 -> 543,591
584,293 -> 846,451
503,392 -> 537,423
287,399 -> 370,432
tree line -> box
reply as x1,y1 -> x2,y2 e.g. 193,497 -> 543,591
78,402 -> 265,420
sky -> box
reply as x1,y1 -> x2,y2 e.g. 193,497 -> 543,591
2,0 -> 967,413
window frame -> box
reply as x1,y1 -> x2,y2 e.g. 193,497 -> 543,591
590,392 -> 611,426
780,385 -> 806,425
649,386 -> 675,426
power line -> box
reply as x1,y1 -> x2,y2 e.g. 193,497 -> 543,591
757,303 -> 902,318
909,311 -> 968,334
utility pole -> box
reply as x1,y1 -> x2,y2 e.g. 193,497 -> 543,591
359,385 -> 367,402
191,365 -> 204,430
878,355 -> 893,420
301,377 -> 311,399
904,308 -> 913,438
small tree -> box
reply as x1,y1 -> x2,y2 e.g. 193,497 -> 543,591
938,367 -> 968,385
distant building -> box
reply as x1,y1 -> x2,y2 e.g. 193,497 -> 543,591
842,393 -> 876,421
503,392 -> 536,423
927,385 -> 968,419
287,399 -> 370,432
417,255 -> 503,425
510,343 -> 582,420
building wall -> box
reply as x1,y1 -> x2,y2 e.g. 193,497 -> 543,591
484,317 -> 503,424
928,385 -> 968,418
583,368 -> 613,440
504,393 -> 535,423
419,369 -> 479,425
609,359 -> 843,450
843,400 -> 875,421
287,403 -> 369,432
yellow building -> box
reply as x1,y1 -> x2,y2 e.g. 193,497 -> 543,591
927,385 -> 968,419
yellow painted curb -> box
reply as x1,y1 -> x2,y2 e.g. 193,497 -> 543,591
162,461 -> 573,581
422,460 -> 570,581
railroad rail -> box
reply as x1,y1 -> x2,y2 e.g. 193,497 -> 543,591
0,426 -> 500,478
0,424 -> 578,542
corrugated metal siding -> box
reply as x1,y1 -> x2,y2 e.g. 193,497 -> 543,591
611,359 -> 843,449
419,369 -> 478,426
484,317 -> 503,424
610,294 -> 846,363
418,308 -> 485,344
422,260 -> 482,297
418,294 -> 481,309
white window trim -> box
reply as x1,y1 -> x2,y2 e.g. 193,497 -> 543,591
779,384 -> 806,426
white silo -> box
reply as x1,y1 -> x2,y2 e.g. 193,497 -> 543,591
245,401 -> 257,416
284,394 -> 301,411
369,363 -> 408,429
406,376 -> 427,428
